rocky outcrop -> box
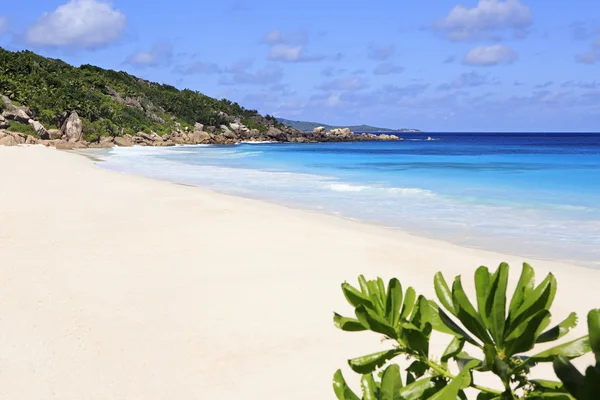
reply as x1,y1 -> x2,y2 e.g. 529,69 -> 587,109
378,134 -> 400,141
48,129 -> 63,140
106,86 -> 143,109
28,119 -> 50,140
61,111 -> 83,142
1,95 -> 33,124
0,134 -> 18,146
55,140 -> 88,150
0,115 -> 9,129
0,131 -> 27,145
114,136 -> 133,147
188,130 -> 211,143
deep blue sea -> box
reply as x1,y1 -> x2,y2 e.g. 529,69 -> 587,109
91,132 -> 600,268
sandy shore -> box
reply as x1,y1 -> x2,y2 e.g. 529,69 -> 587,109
1,145 -> 598,399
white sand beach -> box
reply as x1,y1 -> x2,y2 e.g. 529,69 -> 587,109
1,145 -> 598,399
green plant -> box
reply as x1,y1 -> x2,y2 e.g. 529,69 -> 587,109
6,121 -> 35,136
333,263 -> 592,399
553,309 -> 600,399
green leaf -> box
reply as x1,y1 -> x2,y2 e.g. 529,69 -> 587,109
508,263 -> 535,323
505,310 -> 552,356
486,263 -> 509,347
367,280 -> 385,315
333,370 -> 360,400
334,313 -> 368,332
587,309 -> 600,361
348,349 -> 402,374
427,360 -> 478,400
358,275 -> 369,294
474,266 -> 491,324
455,351 -> 483,371
530,379 -> 566,392
582,365 -> 600,399
477,393 -> 501,400
507,273 -> 556,337
524,393 -> 574,399
437,306 -> 480,347
406,360 -> 429,382
401,287 -> 417,320
400,324 -> 430,357
452,276 -> 493,344
355,305 -> 398,338
397,378 -> 435,400
552,356 -> 584,399
377,277 -> 386,301
529,335 -> 590,363
434,272 -> 457,316
361,374 -> 378,400
536,312 -> 578,344
441,337 -> 465,369
385,278 -> 403,328
380,364 -> 403,400
343,282 -> 373,309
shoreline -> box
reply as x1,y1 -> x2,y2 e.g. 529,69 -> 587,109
1,145 -> 599,399
87,144 -> 597,270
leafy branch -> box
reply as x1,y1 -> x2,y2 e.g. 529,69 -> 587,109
333,263 -> 593,399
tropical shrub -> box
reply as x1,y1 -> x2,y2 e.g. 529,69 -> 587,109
6,121 -> 36,136
553,309 -> 600,399
333,263 -> 592,399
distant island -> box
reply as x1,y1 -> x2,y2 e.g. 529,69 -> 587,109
276,118 -> 422,133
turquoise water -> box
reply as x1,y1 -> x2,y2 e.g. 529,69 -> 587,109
93,133 -> 600,268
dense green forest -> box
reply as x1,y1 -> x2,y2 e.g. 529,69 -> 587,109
276,118 -> 393,132
0,47 -> 280,141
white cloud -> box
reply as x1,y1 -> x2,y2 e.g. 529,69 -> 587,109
0,16 -> 8,34
318,77 -> 366,91
126,43 -> 173,68
435,0 -> 532,41
368,44 -> 395,60
463,45 -> 518,66
373,62 -> 404,75
25,0 -> 126,50
269,44 -> 304,61
575,51 -> 599,65
263,29 -> 324,62
575,38 -> 600,65
438,72 -> 492,90
264,29 -> 283,44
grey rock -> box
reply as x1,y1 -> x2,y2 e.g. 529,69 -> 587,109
313,126 -> 326,135
2,109 -> 31,124
114,136 -> 133,147
0,115 -> 9,129
61,112 -> 83,142
48,129 -> 63,140
189,131 -> 211,143
28,119 -> 50,140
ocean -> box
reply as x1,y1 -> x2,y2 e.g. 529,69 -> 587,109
90,132 -> 600,268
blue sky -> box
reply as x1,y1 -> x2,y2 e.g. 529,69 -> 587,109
0,0 -> 599,132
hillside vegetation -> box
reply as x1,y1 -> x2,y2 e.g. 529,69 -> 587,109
0,47 -> 280,141
277,118 -> 394,132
